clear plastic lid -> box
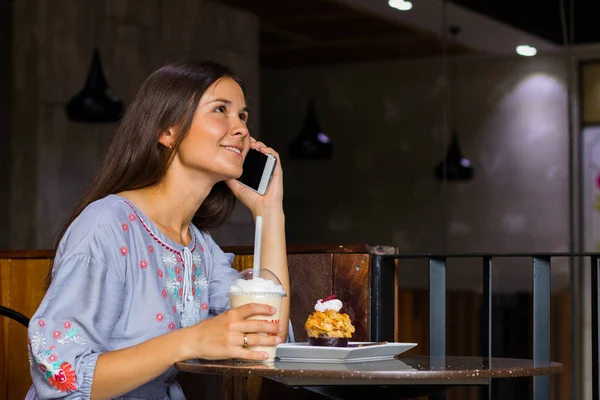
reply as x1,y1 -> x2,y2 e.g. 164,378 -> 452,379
227,268 -> 287,297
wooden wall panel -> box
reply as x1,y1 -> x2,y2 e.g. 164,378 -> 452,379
332,253 -> 370,341
0,259 -> 11,400
7,259 -> 52,400
397,290 -> 429,356
288,253 -> 334,342
231,254 -> 253,272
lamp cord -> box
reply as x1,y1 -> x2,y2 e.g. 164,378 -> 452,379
440,0 -> 449,252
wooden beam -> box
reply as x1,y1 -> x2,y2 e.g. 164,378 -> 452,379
263,11 -> 360,25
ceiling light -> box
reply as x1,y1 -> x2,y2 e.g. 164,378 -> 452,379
516,45 -> 537,57
388,0 -> 413,11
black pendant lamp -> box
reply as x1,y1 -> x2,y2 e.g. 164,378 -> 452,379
434,26 -> 474,182
435,129 -> 474,181
66,48 -> 124,123
290,99 -> 333,160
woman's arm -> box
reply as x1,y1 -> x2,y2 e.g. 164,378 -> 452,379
91,303 -> 279,399
257,206 -> 289,341
226,139 -> 290,341
91,329 -> 186,399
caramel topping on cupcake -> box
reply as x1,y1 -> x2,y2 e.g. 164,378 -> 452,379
305,308 -> 355,338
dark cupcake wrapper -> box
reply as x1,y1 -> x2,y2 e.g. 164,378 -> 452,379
308,336 -> 349,347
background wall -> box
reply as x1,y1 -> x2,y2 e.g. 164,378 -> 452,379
0,0 -> 12,249
5,0 -> 586,293
10,0 -> 259,250
261,55 -> 571,292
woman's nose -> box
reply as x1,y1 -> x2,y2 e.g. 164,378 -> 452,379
231,127 -> 248,137
231,121 -> 249,137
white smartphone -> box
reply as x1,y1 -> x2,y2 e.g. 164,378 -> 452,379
236,149 -> 277,195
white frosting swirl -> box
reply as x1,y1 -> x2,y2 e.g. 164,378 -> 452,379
315,299 -> 343,312
229,277 -> 286,294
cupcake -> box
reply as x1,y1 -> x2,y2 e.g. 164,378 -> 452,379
305,295 -> 355,347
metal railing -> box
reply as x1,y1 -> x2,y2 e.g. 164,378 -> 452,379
369,252 -> 595,400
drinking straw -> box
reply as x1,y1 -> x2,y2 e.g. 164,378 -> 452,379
252,216 -> 263,279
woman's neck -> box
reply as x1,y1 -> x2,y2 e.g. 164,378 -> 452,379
119,162 -> 216,245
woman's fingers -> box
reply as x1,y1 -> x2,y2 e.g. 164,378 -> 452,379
246,138 -> 282,175
250,140 -> 269,152
228,333 -> 280,361
233,303 -> 276,319
189,303 -> 283,361
227,331 -> 280,348
230,319 -> 281,335
234,348 -> 271,361
244,332 -> 282,346
263,147 -> 280,159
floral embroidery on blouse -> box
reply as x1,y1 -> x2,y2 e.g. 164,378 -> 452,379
123,200 -> 207,324
192,252 -> 202,265
162,252 -> 177,268
29,321 -> 87,393
195,271 -> 208,290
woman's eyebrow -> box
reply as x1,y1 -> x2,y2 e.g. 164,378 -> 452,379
206,98 -> 249,113
207,98 -> 232,105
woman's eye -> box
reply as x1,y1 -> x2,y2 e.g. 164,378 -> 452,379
239,113 -> 248,122
215,105 -> 226,113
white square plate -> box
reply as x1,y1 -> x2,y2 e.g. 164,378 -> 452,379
275,342 -> 418,363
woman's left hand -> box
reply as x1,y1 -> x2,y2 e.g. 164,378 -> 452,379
225,138 -> 284,217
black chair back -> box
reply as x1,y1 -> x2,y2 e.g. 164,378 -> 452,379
0,305 -> 30,327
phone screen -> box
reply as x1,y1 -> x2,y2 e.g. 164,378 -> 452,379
237,149 -> 276,194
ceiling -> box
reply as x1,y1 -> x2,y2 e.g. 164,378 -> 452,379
216,0 -> 469,68
450,0 -> 600,45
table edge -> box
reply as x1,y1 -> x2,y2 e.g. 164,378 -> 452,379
176,359 -> 563,381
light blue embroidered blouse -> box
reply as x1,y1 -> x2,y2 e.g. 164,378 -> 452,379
26,194 -> 244,399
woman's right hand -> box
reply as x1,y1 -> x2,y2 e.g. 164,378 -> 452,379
178,303 -> 282,361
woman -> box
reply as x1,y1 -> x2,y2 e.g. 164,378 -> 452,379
26,60 -> 290,399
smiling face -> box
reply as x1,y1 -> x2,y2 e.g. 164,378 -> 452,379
166,77 -> 251,181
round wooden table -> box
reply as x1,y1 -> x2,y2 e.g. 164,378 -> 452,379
176,356 -> 562,399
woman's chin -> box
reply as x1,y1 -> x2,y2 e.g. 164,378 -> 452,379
216,170 -> 242,183
204,163 -> 242,182
222,163 -> 243,179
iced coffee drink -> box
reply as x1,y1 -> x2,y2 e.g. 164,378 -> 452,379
228,269 -> 286,362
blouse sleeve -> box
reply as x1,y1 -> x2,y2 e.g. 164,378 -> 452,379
28,219 -> 126,399
204,233 -> 239,316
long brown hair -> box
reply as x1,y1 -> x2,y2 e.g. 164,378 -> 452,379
56,60 -> 243,250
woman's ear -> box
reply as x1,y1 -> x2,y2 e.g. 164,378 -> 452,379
159,127 -> 176,149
